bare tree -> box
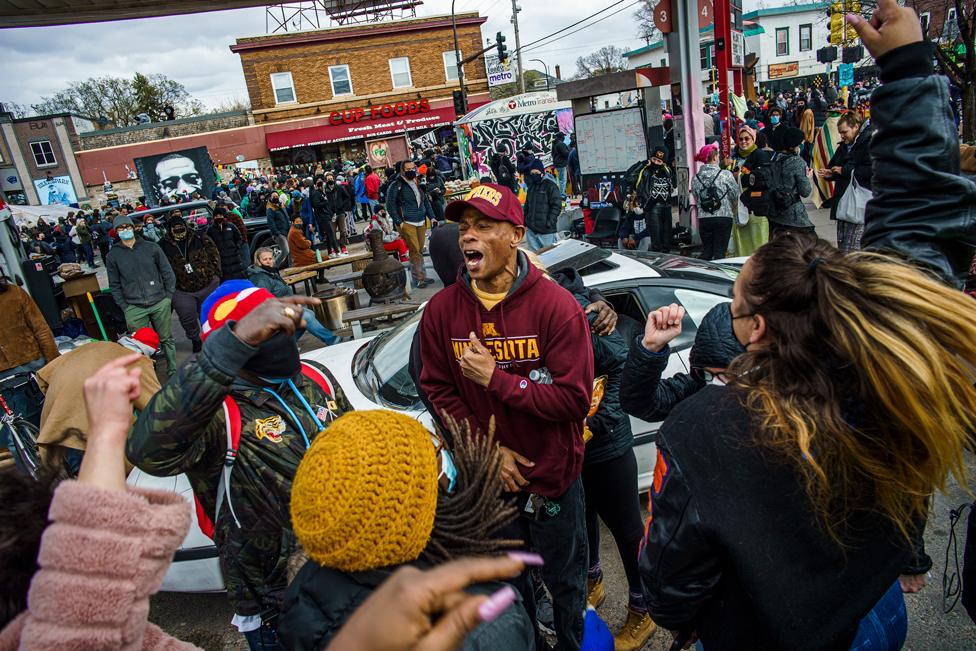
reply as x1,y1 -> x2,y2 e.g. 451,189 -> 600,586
635,0 -> 663,45
32,74 -> 203,128
0,101 -> 31,118
908,0 -> 975,140
574,46 -> 627,79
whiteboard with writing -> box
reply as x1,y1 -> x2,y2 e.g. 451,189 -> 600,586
576,108 -> 647,175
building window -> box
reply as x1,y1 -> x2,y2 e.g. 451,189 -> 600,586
30,140 -> 56,167
443,51 -> 461,81
946,8 -> 958,37
776,27 -> 789,56
660,58 -> 667,67
270,72 -> 296,104
799,24 -> 812,51
389,57 -> 413,89
700,44 -> 712,70
329,65 -> 353,96
919,12 -> 930,35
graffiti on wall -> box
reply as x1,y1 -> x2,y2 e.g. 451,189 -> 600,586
462,108 -> 573,178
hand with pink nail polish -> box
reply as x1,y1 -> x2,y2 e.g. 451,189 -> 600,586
325,555 -> 532,651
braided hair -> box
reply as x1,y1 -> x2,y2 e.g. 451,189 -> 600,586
421,414 -> 521,563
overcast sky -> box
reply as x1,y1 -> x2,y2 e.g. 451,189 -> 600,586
0,0 -> 772,112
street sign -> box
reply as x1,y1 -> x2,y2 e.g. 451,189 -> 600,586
485,54 -> 518,88
654,0 -> 673,34
838,62 -> 854,87
698,0 -> 714,29
730,29 -> 744,68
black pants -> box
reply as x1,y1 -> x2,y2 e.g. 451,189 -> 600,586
698,217 -> 733,260
646,203 -> 672,252
316,215 -> 340,254
357,202 -> 371,221
499,478 -> 587,651
96,239 -> 110,263
582,448 -> 644,596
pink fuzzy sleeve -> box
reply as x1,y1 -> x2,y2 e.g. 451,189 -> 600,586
18,481 -> 199,651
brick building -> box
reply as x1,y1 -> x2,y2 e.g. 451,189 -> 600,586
0,110 -> 90,206
230,11 -> 490,166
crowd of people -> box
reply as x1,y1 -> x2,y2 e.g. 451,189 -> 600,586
1,5 -> 976,651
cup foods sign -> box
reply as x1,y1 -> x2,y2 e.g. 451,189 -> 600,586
329,99 -> 431,125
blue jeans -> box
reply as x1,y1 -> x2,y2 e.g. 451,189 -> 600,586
554,166 -> 568,197
299,307 -> 339,345
849,580 -> 907,651
525,229 -> 558,252
243,625 -> 279,651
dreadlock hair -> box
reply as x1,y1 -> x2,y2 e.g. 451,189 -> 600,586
422,414 -> 521,563
728,231 -> 976,545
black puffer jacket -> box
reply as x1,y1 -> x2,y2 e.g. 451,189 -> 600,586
553,268 -> 631,465
862,41 -> 976,288
278,560 -> 535,651
208,219 -> 245,280
523,176 -> 561,234
620,302 -> 744,423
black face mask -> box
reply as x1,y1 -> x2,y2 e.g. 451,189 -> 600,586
171,226 -> 187,240
327,181 -> 335,187
404,170 -> 417,180
243,332 -> 301,379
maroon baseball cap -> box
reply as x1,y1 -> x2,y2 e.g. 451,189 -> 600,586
444,183 -> 524,227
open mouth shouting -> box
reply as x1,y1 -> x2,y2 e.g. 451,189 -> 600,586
464,248 -> 485,274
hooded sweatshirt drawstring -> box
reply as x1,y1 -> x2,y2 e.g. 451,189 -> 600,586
262,379 -> 325,449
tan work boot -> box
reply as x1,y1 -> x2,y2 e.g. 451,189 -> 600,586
614,607 -> 656,651
586,575 -> 606,608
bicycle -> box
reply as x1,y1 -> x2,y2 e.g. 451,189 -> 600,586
0,372 -> 44,479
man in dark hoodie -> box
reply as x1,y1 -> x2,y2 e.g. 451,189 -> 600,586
158,213 -> 222,354
419,183 -> 594,651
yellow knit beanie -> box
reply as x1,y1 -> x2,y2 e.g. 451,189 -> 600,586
290,410 -> 439,571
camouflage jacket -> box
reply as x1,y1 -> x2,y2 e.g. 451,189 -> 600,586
126,325 -> 349,616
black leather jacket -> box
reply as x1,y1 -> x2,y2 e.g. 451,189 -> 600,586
862,42 -> 976,288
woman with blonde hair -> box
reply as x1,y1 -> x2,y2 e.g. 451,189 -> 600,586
639,6 -> 976,649
730,125 -> 769,257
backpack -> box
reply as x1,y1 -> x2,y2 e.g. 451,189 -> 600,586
193,361 -> 337,539
695,168 -> 728,213
741,153 -> 798,217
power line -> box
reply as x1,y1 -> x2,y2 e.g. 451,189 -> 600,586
519,0 -> 642,56
511,0 -> 633,55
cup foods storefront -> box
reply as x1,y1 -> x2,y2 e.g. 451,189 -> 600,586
265,97 -> 470,169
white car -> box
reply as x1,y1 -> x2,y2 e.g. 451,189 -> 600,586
130,240 -> 736,592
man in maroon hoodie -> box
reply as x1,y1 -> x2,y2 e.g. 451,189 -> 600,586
419,183 -> 594,650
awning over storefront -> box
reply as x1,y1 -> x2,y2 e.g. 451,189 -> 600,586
266,106 -> 458,151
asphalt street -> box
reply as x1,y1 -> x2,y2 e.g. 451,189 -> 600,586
148,204 -> 976,650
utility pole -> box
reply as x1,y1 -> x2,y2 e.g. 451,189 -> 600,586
511,0 -> 525,93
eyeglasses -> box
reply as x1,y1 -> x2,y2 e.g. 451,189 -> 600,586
690,366 -> 717,383
731,311 -> 755,321
430,434 -> 457,494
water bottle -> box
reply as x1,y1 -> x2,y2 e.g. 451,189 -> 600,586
529,367 -> 552,384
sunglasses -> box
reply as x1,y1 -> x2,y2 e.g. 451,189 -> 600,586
430,434 -> 457,494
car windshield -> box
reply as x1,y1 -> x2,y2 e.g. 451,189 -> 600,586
354,308 -> 424,410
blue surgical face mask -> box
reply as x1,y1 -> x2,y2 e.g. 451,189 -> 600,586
118,228 -> 135,241
770,115 -> 781,125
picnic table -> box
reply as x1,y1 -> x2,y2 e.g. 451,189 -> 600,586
279,251 -> 372,278
343,301 -> 422,339
284,270 -> 318,295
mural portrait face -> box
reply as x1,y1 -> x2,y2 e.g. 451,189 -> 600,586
155,155 -> 203,200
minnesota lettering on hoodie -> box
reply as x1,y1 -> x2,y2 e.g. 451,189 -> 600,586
420,253 -> 595,497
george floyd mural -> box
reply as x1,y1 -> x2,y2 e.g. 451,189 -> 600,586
133,146 -> 216,207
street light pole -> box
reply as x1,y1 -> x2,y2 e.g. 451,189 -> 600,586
511,0 -> 525,93
451,0 -> 467,112
529,58 -> 550,91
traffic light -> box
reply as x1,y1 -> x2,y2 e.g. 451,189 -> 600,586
842,45 -> 865,63
452,90 -> 467,116
829,12 -> 844,45
817,46 -> 838,63
496,32 -> 508,63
